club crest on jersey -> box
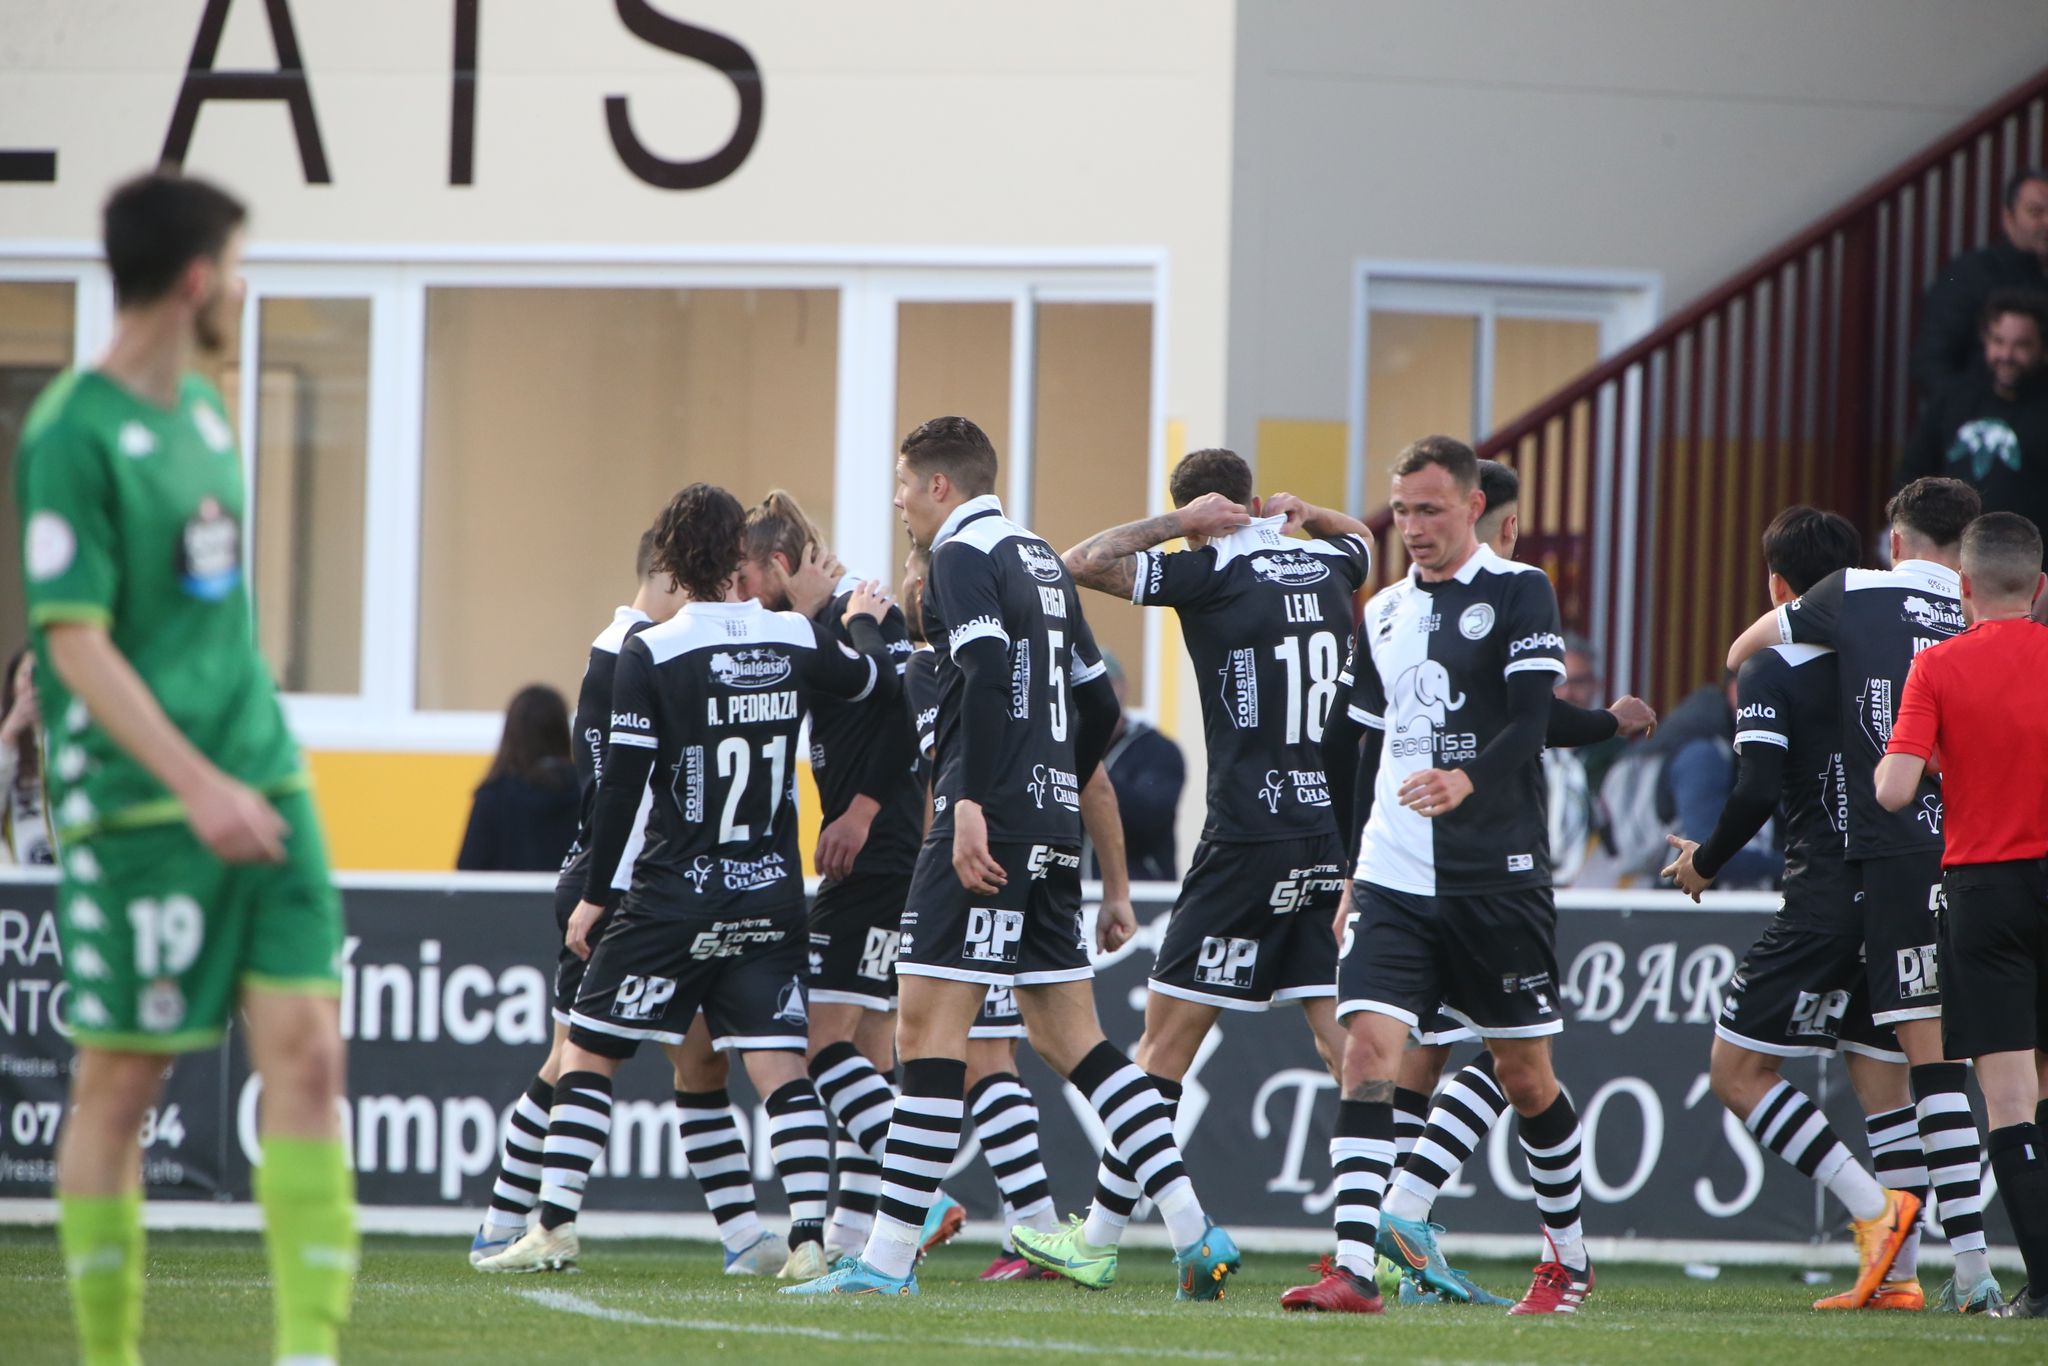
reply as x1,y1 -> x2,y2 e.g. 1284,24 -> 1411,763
1250,549 -> 1330,587
710,648 -> 793,689
1017,542 -> 1065,583
1459,603 -> 1495,639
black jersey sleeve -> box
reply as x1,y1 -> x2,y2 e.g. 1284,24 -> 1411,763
1130,545 -> 1224,609
581,638 -> 661,907
1693,742 -> 1784,882
1779,569 -> 1845,647
906,652 -> 940,760
930,539 -> 1008,653
1348,725 -> 1384,871
1323,532 -> 1374,591
1546,698 -> 1620,749
1730,652 -> 1796,753
1322,672 -> 1365,856
1460,669 -> 1554,791
954,635 -> 1010,803
1066,584 -> 1108,688
1501,570 -> 1568,680
1343,633 -> 1389,731
803,615 -> 893,704
1073,671 -> 1118,787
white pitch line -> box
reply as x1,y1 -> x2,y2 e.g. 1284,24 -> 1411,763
517,1288 -> 1262,1360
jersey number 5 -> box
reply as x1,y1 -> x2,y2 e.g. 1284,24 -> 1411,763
1047,628 -> 1069,742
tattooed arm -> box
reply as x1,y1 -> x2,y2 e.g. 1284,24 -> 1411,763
1062,492 -> 1251,597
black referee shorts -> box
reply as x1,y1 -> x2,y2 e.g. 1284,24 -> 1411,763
1938,858 -> 2048,1060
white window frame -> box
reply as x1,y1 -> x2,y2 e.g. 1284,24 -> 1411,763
7,245 -> 1166,750
1346,261 -> 1660,693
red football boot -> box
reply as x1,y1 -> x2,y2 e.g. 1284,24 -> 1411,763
1508,1239 -> 1594,1316
1280,1257 -> 1385,1314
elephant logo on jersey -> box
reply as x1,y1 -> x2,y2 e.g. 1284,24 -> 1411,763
1394,660 -> 1466,731
1258,770 -> 1285,814
685,856 -> 716,893
1946,418 -> 2021,481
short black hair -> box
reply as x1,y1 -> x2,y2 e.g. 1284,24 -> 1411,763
1169,448 -> 1252,508
1477,459 -> 1520,515
1887,477 -> 1981,550
102,170 -> 247,307
900,416 -> 998,497
1979,289 -> 2046,336
1962,511 -> 2043,598
2005,166 -> 2048,210
1761,505 -> 1861,595
1392,435 -> 1478,491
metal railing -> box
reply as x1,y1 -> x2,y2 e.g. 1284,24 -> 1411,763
1371,67 -> 2048,704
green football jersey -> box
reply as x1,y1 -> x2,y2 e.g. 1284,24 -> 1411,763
16,369 -> 304,842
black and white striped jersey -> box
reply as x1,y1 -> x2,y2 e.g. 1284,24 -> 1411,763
1775,560 -> 1960,860
1347,545 -> 1567,895
1732,643 -> 1847,888
921,494 -> 1107,845
1131,516 -> 1370,842
556,605 -> 654,901
808,578 -> 922,877
582,599 -> 893,915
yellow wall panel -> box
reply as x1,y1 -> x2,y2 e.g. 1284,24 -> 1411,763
1256,419 -> 1348,513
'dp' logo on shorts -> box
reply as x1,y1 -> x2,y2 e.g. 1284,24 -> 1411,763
1195,936 -> 1258,988
612,974 -> 677,1021
964,908 -> 1025,964
1896,944 -> 1939,998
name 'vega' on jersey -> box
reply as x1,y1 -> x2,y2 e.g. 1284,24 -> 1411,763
1131,517 -> 1370,841
921,495 -> 1107,845
1733,644 -> 1849,890
1347,545 -> 1566,895
808,579 -> 922,878
595,600 -> 884,914
1776,562 -> 1961,859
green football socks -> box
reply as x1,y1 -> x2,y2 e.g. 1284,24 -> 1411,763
58,1191 -> 144,1366
258,1136 -> 359,1362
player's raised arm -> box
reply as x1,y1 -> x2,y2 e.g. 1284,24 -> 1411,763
804,580 -> 897,705
1730,567 -> 1847,670
1062,493 -> 1250,598
1260,491 -> 1373,543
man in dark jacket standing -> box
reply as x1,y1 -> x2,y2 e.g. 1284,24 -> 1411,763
1903,292 -> 2048,534
1911,169 -> 2048,395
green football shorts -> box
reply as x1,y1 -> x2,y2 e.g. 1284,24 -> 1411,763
54,788 -> 344,1053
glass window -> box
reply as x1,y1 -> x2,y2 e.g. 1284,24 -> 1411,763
892,301 -> 1012,576
0,281 -> 77,650
417,287 -> 839,712
1031,302 -> 1153,701
251,297 -> 371,695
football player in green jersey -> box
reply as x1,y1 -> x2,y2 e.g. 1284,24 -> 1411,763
18,171 -> 356,1366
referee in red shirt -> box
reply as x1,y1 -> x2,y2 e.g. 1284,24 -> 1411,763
1879,510 -> 2048,1318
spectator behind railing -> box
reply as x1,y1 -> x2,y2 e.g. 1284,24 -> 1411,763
1910,167 -> 2048,396
0,645 -> 53,866
1662,671 -> 1782,890
456,683 -> 579,872
1086,651 -> 1185,883
1902,291 -> 2048,536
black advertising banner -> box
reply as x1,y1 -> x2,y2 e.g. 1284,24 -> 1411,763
0,875 -> 2008,1251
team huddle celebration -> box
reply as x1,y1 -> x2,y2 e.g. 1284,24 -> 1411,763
17,145 -> 2048,1360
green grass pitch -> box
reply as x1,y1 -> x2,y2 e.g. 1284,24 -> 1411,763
3,1228 -> 2043,1364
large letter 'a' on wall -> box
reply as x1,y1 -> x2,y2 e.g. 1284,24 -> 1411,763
159,0 -> 332,183
605,0 -> 763,191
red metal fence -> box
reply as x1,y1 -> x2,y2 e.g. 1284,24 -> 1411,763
1371,68 -> 2048,706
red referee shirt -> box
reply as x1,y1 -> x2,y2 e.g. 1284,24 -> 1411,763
1887,616 -> 2048,865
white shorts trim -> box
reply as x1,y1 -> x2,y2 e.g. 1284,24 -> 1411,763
550,1007 -> 572,1025
567,1011 -> 686,1047
1336,998 -> 1419,1027
1148,978 -> 1273,1013
1712,1022 -> 1825,1060
808,988 -> 896,1013
1271,984 -> 1338,1004
1838,1039 -> 1909,1064
712,1033 -> 808,1053
1440,1005 -> 1564,1040
1412,1023 -> 1478,1047
898,963 -> 1014,987
968,1024 -> 1028,1040
1871,1005 -> 1942,1026
1014,966 -> 1094,987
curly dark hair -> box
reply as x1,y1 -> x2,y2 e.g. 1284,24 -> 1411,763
1169,448 -> 1252,508
1887,477 -> 1980,550
651,483 -> 746,603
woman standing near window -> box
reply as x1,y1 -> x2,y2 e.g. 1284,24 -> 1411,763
457,683 -> 579,872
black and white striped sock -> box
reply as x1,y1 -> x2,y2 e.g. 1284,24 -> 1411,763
1913,1062 -> 1991,1287
827,1136 -> 880,1250
1384,1057 -> 1506,1222
1080,1076 -> 1182,1249
675,1088 -> 764,1255
766,1080 -> 832,1246
1331,1098 -> 1393,1278
538,1071 -> 613,1230
969,1073 -> 1056,1244
810,1042 -> 899,1160
1518,1092 -> 1587,1270
1746,1080 -> 1887,1220
1866,1105 -> 1926,1279
484,1076 -> 553,1233
1069,1045 -> 1207,1251
865,1057 -> 967,1281
1393,1087 -> 1430,1165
